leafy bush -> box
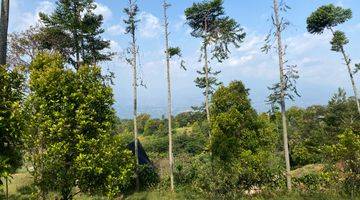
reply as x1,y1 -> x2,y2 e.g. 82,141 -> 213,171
141,135 -> 168,156
209,81 -> 282,192
326,130 -> 360,197
293,172 -> 332,192
144,119 -> 167,135
174,111 -> 205,128
173,132 -> 206,156
76,134 -> 134,198
137,164 -> 160,190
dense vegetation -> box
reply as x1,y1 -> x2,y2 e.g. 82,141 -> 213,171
0,0 -> 359,199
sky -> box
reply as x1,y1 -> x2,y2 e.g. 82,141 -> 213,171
9,0 -> 360,118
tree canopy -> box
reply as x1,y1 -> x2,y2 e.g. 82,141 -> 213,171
39,0 -> 113,69
306,4 -> 352,34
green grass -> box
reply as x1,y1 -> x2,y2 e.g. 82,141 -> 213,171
126,190 -> 180,200
3,170 -> 359,200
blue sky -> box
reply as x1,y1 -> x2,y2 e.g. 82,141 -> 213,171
9,0 -> 360,118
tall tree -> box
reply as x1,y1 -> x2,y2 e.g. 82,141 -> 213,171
162,0 -> 174,191
163,1 -> 185,191
124,0 -> 140,191
263,0 -> 300,191
273,0 -> 291,191
0,0 -> 9,65
184,0 -> 245,127
39,0 -> 113,69
307,4 -> 360,115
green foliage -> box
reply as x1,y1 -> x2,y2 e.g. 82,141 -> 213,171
187,81 -> 283,197
191,120 -> 209,136
76,134 -> 134,198
174,111 -> 205,128
39,0 -> 113,68
293,172 -> 333,193
123,0 -> 140,36
354,63 -> 360,75
210,81 -> 277,161
183,153 -> 283,199
194,67 -> 222,96
184,0 -> 245,62
286,106 -> 328,167
142,129 -> 205,158
306,4 -> 352,34
143,119 -> 167,136
267,64 -> 300,104
273,88 -> 360,168
330,31 -> 348,52
168,47 -> 181,58
173,131 -> 206,156
137,164 -> 160,191
325,88 -> 360,135
326,130 -> 360,196
137,114 -> 151,134
0,65 -> 25,177
23,53 -> 132,199
141,135 -> 168,156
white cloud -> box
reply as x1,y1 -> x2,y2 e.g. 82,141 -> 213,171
228,55 -> 255,66
94,2 -> 112,22
237,34 -> 265,53
110,40 -> 122,52
174,15 -> 186,31
139,12 -> 162,38
107,24 -> 125,36
10,0 -> 55,31
286,32 -> 331,55
335,0 -> 344,7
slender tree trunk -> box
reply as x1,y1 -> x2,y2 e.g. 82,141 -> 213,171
131,15 -> 140,192
203,42 -> 211,127
339,46 -> 360,115
163,0 -> 174,191
342,50 -> 360,114
328,28 -> 360,114
0,0 -> 9,65
5,177 -> 8,200
273,0 -> 292,191
73,2 -> 80,70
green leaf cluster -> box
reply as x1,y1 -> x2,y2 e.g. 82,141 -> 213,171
0,65 -> 25,176
22,53 -> 133,198
184,0 -> 245,62
306,4 -> 352,34
39,0 -> 113,68
208,81 -> 281,191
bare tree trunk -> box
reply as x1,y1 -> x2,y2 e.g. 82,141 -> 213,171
203,42 -> 211,127
132,38 -> 139,192
327,28 -> 360,114
130,4 -> 139,190
163,0 -> 174,192
340,47 -> 360,115
0,0 -> 9,65
73,1 -> 81,70
273,0 -> 292,191
5,177 -> 8,200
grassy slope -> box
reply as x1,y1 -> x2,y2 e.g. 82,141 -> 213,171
4,165 -> 359,200
3,127 -> 356,199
